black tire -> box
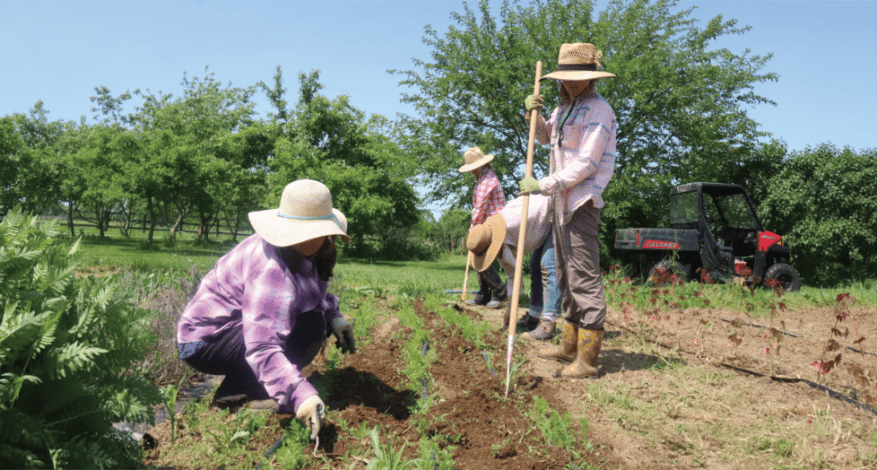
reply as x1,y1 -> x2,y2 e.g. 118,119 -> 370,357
649,259 -> 690,285
764,263 -> 802,292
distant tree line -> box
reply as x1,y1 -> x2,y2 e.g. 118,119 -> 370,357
0,68 -> 427,258
2,0 -> 875,282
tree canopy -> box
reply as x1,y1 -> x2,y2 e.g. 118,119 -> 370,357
758,144 -> 877,284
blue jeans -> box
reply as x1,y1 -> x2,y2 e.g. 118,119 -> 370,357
529,229 -> 562,322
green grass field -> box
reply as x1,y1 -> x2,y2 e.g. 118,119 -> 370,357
69,227 -> 877,307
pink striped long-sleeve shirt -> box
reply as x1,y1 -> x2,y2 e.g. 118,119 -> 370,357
534,92 -> 617,225
176,234 -> 342,413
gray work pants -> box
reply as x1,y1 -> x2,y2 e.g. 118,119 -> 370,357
553,201 -> 607,330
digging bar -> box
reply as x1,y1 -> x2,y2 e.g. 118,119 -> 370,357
506,60 -> 542,397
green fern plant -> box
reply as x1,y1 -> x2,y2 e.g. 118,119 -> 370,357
0,205 -> 162,469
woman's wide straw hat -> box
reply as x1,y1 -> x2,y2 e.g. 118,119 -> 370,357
540,43 -> 616,82
248,179 -> 350,247
467,214 -> 507,272
458,146 -> 495,173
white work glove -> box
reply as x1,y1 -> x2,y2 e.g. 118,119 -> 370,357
295,395 -> 325,440
330,317 -> 356,354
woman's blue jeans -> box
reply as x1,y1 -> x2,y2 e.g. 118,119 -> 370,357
529,229 -> 562,322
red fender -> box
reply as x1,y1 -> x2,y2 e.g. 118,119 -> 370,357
758,231 -> 783,252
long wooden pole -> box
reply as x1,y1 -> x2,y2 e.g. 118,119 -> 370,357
506,61 -> 542,397
461,251 -> 473,301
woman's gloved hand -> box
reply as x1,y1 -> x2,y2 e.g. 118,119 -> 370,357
519,176 -> 542,195
295,395 -> 325,440
330,317 -> 356,354
525,94 -> 544,111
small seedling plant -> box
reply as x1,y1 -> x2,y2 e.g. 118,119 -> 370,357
161,373 -> 190,443
366,425 -> 422,470
812,293 -> 876,406
760,280 -> 787,376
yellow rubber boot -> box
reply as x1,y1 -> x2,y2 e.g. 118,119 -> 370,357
537,321 -> 578,364
555,329 -> 603,379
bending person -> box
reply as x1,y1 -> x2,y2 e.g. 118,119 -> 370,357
176,179 -> 355,438
466,194 -> 563,340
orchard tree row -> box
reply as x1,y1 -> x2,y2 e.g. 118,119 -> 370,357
0,69 -> 422,250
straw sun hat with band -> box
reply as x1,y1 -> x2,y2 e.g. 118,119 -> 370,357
467,214 -> 507,272
458,146 -> 495,174
248,179 -> 350,247
540,42 -> 616,82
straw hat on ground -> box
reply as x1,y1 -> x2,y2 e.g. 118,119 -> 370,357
540,43 -> 616,82
248,179 -> 350,247
458,146 -> 495,173
467,214 -> 507,272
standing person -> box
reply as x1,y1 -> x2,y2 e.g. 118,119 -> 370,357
459,146 -> 508,308
176,179 -> 355,438
519,43 -> 617,379
466,193 -> 562,340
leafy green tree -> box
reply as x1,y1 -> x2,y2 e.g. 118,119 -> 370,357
2,103 -> 69,217
89,86 -> 138,127
0,116 -> 26,217
82,87 -> 146,238
420,208 -> 471,254
72,124 -> 131,237
758,144 -> 877,284
393,0 -> 777,249
258,65 -> 291,125
53,120 -> 92,237
132,69 -> 259,242
211,123 -> 275,242
265,70 -> 422,246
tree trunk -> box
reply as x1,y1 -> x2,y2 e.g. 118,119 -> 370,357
228,210 -> 241,243
102,209 -> 111,237
146,198 -> 157,243
94,202 -> 106,237
67,203 -> 75,237
169,204 -> 189,243
169,212 -> 183,242
118,207 -> 131,238
198,211 -> 214,242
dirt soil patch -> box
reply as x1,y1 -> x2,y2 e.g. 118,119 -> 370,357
144,292 -> 877,470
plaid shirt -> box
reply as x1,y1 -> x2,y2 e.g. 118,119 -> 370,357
177,234 -> 342,413
471,166 -> 506,229
534,92 -> 617,225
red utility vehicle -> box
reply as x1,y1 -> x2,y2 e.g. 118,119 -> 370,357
614,182 -> 802,292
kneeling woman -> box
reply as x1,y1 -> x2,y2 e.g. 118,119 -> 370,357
176,179 -> 355,436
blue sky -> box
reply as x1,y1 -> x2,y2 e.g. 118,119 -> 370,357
2,1 -> 874,154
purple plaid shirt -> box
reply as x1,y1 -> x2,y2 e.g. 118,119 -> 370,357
177,234 -> 342,412
535,92 -> 617,225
